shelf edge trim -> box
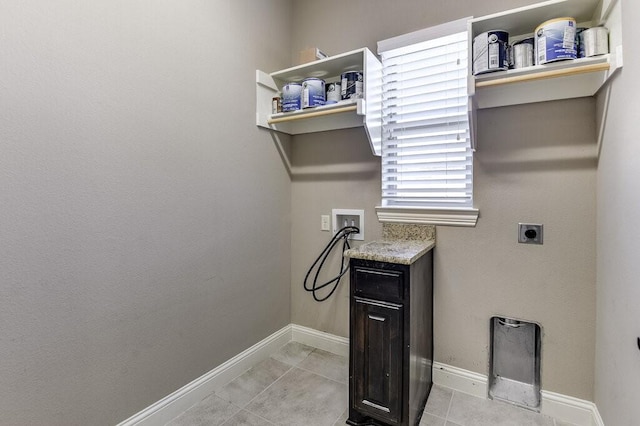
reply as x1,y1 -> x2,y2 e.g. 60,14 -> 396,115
476,62 -> 610,89
268,105 -> 358,124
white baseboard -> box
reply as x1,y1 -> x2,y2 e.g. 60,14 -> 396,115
432,362 -> 604,426
591,403 -> 605,426
291,324 -> 349,357
116,325 -> 292,426
541,390 -> 603,426
432,361 -> 488,398
116,324 -> 347,426
117,326 -> 604,426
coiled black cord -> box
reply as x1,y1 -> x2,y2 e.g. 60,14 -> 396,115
303,226 -> 360,302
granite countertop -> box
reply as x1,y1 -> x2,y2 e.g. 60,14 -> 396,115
344,223 -> 436,265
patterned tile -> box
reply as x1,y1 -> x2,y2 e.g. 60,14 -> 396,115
424,385 -> 453,418
215,357 -> 290,407
420,412 -> 447,426
297,348 -> 348,384
333,409 -> 348,426
166,394 -> 239,426
165,344 -> 571,426
221,410 -> 275,426
270,341 -> 314,366
245,367 -> 348,426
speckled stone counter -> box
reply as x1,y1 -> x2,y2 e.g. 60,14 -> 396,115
345,224 -> 435,265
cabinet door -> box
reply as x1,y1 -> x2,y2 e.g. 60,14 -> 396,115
352,297 -> 403,424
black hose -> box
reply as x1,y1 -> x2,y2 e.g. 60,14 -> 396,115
303,226 -> 360,302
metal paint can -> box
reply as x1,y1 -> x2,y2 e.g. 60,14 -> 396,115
341,71 -> 363,100
512,38 -> 535,69
535,17 -> 577,64
282,82 -> 302,112
575,27 -> 588,58
583,27 -> 609,57
473,30 -> 509,75
301,78 -> 325,108
325,81 -> 341,104
271,96 -> 282,114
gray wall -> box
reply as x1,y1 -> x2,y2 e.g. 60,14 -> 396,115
3,0 -> 631,423
595,0 -> 640,424
290,0 -> 597,400
0,1 -> 292,424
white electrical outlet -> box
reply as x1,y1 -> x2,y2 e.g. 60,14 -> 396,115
321,215 -> 330,231
332,209 -> 364,241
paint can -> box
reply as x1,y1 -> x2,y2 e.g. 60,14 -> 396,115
535,17 -> 577,65
341,71 -> 363,100
272,96 -> 282,114
325,81 -> 341,104
582,27 -> 609,57
512,38 -> 535,69
301,78 -> 326,108
575,27 -> 588,58
282,82 -> 302,112
473,30 -> 509,75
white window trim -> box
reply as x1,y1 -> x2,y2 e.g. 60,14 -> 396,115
377,17 -> 478,227
376,206 -> 479,227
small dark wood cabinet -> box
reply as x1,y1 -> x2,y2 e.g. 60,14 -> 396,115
347,250 -> 433,426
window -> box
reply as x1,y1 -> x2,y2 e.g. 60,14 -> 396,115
376,18 -> 479,227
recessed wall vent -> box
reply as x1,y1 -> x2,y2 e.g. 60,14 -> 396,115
489,316 -> 541,411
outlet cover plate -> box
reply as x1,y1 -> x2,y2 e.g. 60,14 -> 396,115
321,215 -> 330,231
332,209 -> 364,241
518,223 -> 543,244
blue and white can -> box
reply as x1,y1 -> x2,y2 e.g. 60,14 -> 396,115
535,17 -> 577,65
282,82 -> 302,112
575,27 -> 588,58
473,30 -> 509,75
301,78 -> 325,108
341,71 -> 363,100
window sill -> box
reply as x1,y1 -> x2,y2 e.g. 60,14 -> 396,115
376,206 -> 479,227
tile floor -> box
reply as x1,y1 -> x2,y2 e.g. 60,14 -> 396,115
166,341 -> 575,426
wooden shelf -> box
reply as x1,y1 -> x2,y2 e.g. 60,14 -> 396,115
473,55 -> 612,109
267,100 -> 358,125
468,0 -> 622,109
256,48 -> 382,156
467,0 -> 623,151
265,99 -> 365,134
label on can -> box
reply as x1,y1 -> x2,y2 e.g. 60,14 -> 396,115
341,71 -> 363,100
575,28 -> 588,58
325,81 -> 341,103
282,83 -> 302,112
272,97 -> 282,114
473,30 -> 509,75
536,18 -> 577,65
301,78 -> 325,108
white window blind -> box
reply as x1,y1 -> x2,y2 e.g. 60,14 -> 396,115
379,26 -> 473,210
